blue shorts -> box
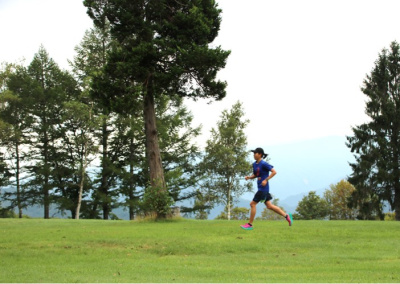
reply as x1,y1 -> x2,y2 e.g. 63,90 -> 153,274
253,191 -> 273,203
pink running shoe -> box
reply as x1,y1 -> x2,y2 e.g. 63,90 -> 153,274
286,213 -> 293,226
240,223 -> 253,230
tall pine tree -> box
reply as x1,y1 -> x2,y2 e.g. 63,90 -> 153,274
347,41 -> 400,221
83,0 -> 230,218
0,63 -> 34,218
25,47 -> 79,219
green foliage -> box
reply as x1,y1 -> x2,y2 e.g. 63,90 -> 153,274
23,46 -> 80,219
324,180 -> 358,220
385,212 -> 396,221
347,41 -> 400,221
0,193 -> 15,218
216,206 -> 249,220
83,0 -> 230,218
0,208 -> 16,218
0,155 -> 11,188
0,62 -> 36,218
199,101 -> 252,220
156,95 -> 202,207
142,183 -> 174,218
191,191 -> 211,220
84,0 -> 230,103
296,191 -> 329,220
1,1 -> 231,220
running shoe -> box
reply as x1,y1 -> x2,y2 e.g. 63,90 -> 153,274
240,223 -> 253,230
286,213 -> 293,226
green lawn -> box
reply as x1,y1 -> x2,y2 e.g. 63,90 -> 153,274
0,218 -> 399,283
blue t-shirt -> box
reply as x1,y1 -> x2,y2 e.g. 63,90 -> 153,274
253,160 -> 274,192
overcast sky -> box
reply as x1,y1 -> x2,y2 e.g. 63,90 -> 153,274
1,0 -> 400,149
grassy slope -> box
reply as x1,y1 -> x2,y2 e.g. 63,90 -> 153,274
0,218 -> 399,283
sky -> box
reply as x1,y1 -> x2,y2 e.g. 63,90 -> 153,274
1,0 -> 400,149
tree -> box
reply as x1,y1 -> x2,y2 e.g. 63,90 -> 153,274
70,23 -> 122,220
83,0 -> 230,218
257,198 -> 286,221
296,191 -> 329,220
62,99 -> 99,219
156,95 -> 202,214
0,63 -> 33,218
324,180 -> 358,220
199,101 -> 252,220
347,41 -> 400,221
0,152 -> 13,218
25,46 -> 79,219
192,191 -> 211,220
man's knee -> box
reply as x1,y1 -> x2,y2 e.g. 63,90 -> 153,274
250,201 -> 257,208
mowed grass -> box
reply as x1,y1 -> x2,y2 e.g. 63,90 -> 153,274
0,218 -> 399,283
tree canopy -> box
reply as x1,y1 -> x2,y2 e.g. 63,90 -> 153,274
347,41 -> 400,221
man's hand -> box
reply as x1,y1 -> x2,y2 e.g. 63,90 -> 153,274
261,179 -> 268,187
245,176 -> 250,181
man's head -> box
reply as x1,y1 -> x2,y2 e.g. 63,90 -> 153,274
250,147 -> 267,160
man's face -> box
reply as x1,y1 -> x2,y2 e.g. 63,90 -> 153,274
254,152 -> 262,160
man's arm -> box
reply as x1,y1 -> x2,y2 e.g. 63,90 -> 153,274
245,174 -> 256,180
261,168 -> 277,186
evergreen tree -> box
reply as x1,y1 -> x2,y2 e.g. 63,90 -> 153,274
83,0 -> 230,218
115,94 -> 202,219
25,46 -> 79,219
70,24 -> 120,220
156,95 -> 202,214
0,63 -> 34,218
199,101 -> 252,220
347,41 -> 400,221
110,112 -> 144,220
0,147 -> 13,218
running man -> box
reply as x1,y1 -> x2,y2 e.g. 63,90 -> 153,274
240,147 -> 292,230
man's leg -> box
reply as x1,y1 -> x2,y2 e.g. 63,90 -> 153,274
265,200 -> 286,217
266,200 -> 292,226
249,201 -> 258,224
241,194 -> 260,230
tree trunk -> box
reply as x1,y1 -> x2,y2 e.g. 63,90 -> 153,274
395,189 -> 400,221
129,193 -> 135,220
391,126 -> 400,221
129,142 -> 135,221
100,116 -> 110,220
15,142 -> 22,218
43,128 -> 50,219
227,188 -> 231,221
75,155 -> 86,220
143,78 -> 167,218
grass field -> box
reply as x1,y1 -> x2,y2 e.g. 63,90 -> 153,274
0,218 -> 399,283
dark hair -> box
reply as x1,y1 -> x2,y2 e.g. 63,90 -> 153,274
251,148 -> 269,160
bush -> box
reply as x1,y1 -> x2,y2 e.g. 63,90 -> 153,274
296,191 -> 329,220
0,208 -> 16,218
384,212 -> 396,221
